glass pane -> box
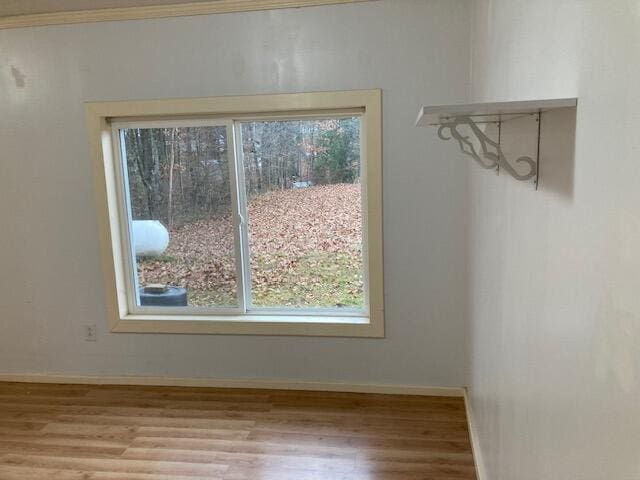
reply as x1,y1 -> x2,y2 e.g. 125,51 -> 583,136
119,126 -> 238,308
240,117 -> 364,310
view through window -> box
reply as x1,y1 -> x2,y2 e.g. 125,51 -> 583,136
117,116 -> 364,312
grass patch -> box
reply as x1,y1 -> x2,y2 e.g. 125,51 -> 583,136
185,252 -> 363,309
251,251 -> 363,308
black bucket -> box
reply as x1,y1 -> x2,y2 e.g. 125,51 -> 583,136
139,286 -> 188,307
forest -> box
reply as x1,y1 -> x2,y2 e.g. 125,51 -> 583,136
122,117 -> 364,308
123,118 -> 360,228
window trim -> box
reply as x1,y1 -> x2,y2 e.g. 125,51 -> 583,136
86,90 -> 384,337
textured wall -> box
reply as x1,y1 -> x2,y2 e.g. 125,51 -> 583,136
467,1 -> 640,478
0,0 -> 471,387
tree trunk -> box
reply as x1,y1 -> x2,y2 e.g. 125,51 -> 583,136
167,128 -> 176,230
149,130 -> 162,220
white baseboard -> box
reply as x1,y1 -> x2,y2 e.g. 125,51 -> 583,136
464,388 -> 488,480
0,373 -> 464,397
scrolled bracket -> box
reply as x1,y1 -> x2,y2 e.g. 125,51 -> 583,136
436,115 -> 538,182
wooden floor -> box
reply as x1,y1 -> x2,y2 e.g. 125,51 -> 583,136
0,382 -> 476,480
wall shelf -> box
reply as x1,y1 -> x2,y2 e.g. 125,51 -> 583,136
416,98 -> 578,187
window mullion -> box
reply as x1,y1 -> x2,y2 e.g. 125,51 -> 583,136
231,121 -> 253,313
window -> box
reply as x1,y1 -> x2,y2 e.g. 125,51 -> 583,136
87,91 -> 383,336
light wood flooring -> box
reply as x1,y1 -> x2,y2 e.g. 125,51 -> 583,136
0,382 -> 476,479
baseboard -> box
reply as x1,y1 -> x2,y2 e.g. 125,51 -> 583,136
0,373 -> 464,397
464,388 -> 488,480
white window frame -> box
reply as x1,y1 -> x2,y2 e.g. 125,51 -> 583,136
86,90 -> 383,337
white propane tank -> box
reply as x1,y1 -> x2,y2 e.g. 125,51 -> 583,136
132,220 -> 170,257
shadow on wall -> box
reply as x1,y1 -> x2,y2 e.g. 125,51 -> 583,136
457,106 -> 577,199
539,107 -> 577,199
496,106 -> 577,199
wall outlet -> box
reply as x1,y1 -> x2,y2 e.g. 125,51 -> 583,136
84,325 -> 97,342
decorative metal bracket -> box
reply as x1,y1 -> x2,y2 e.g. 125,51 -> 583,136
436,114 -> 540,186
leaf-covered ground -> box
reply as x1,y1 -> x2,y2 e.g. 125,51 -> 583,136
138,184 -> 363,308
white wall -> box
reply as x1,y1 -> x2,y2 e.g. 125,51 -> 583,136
0,0 -> 471,387
467,1 -> 640,479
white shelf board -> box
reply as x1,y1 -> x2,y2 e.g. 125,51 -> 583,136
416,98 -> 577,126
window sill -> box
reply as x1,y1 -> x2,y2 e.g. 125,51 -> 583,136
111,313 -> 384,337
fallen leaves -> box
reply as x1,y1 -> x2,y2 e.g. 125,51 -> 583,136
138,184 -> 363,308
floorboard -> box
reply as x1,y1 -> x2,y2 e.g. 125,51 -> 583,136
0,382 -> 476,479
